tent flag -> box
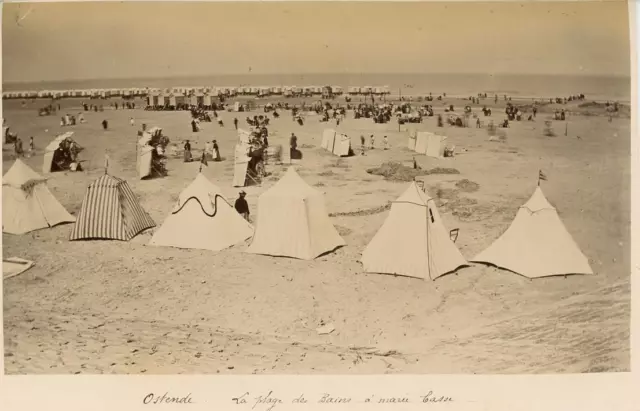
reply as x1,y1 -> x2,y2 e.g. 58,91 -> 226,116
538,169 -> 547,185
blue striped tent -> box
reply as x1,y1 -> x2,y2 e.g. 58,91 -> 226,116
69,174 -> 155,241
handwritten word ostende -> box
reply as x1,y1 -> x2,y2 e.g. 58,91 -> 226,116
143,392 -> 194,405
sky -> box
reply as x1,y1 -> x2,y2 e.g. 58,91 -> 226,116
1,1 -> 631,83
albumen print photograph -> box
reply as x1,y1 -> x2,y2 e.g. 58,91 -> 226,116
1,1 -> 631,375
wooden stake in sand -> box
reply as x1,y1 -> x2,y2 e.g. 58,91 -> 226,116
565,123 -> 568,136
104,152 -> 110,174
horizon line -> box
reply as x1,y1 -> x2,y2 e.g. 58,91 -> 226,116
3,71 -> 631,85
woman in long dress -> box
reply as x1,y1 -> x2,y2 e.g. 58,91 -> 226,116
213,140 -> 221,161
184,140 -> 193,162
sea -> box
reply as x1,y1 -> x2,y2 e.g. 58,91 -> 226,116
2,73 -> 631,102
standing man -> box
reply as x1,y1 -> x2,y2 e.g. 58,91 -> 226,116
234,117 -> 239,130
234,191 -> 250,221
14,137 -> 24,158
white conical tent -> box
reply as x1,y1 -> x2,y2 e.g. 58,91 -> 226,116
149,174 -> 253,251
472,186 -> 593,278
2,159 -> 76,235
361,182 -> 467,280
246,167 -> 345,260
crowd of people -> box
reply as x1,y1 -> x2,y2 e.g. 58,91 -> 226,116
60,113 -> 85,126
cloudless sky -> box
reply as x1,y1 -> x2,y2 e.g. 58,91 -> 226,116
2,1 -> 631,82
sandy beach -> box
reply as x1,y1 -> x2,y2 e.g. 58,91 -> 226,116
2,95 -> 630,374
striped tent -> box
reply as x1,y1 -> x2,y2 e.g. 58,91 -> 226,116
69,174 -> 155,241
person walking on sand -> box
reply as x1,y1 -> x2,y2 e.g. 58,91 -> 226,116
369,134 -> 375,149
184,140 -> 193,162
234,117 -> 238,130
102,119 -> 108,130
234,191 -> 250,222
383,135 -> 389,150
29,136 -> 35,154
130,117 -> 135,127
217,115 -> 224,127
213,140 -> 221,161
360,135 -> 366,155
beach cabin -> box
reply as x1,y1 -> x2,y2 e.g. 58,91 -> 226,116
156,95 -> 166,107
362,86 -> 373,95
348,86 -> 359,95
332,86 -> 343,95
271,86 -> 283,95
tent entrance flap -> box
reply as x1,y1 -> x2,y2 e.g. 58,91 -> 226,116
233,159 -> 249,187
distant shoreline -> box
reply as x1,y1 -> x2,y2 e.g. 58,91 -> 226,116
2,72 -> 630,103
